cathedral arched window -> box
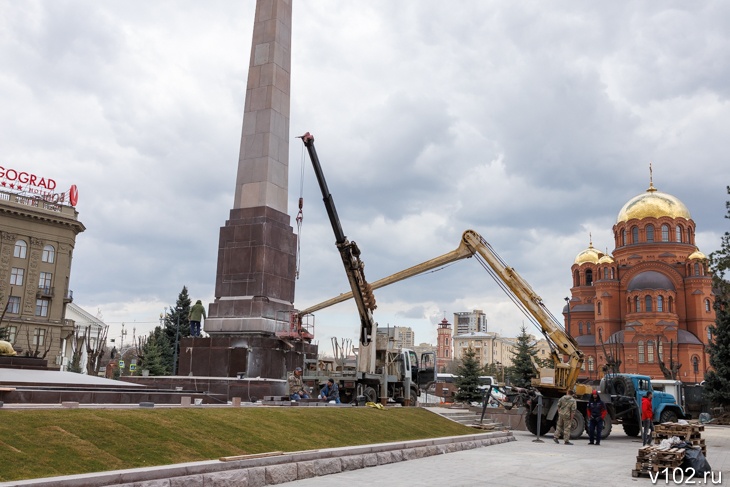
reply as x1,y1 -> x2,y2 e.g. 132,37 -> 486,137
646,224 -> 655,242
586,269 -> 593,286
647,340 -> 655,363
694,263 -> 700,276
692,356 -> 700,376
634,296 -> 641,313
588,356 -> 595,372
676,225 -> 682,242
574,270 -> 580,287
661,224 -> 669,242
645,295 -> 653,312
611,267 -> 615,279
603,268 -> 609,280
632,226 -> 639,244
687,228 -> 692,244
657,296 -> 664,312
597,302 -> 602,315
621,229 -> 626,246
707,327 -> 712,342
705,299 -> 711,312
578,322 -> 583,334
668,297 -> 673,313
638,341 -> 645,363
658,341 -> 664,361
586,322 -> 591,334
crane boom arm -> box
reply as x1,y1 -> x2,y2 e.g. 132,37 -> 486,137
300,228 -> 584,392
298,133 -> 377,354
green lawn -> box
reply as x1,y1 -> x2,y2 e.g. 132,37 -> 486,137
0,407 -> 474,482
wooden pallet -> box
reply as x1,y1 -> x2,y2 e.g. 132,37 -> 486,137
634,445 -> 685,476
653,422 -> 706,455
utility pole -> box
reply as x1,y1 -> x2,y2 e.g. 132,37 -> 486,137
172,307 -> 181,376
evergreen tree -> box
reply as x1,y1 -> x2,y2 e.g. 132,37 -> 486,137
706,186 -> 730,406
163,286 -> 192,373
455,347 -> 484,403
139,326 -> 172,376
509,325 -> 538,388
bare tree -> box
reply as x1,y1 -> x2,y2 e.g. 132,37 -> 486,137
24,326 -> 53,359
598,328 -> 622,375
85,325 -> 108,376
67,328 -> 84,373
656,335 -> 682,380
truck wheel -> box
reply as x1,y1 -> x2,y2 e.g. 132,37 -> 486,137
612,376 -> 635,397
659,409 -> 678,424
584,417 -> 612,439
410,388 -> 418,407
570,413 -> 585,439
363,387 -> 377,403
623,423 -> 641,437
526,413 -> 549,436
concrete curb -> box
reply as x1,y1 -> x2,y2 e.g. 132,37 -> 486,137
4,431 -> 514,487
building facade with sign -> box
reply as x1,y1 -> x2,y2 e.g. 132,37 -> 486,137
0,176 -> 84,369
566,181 -> 713,383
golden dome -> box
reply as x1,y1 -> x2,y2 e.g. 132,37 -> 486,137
688,249 -> 707,260
574,242 -> 603,265
598,253 -> 615,265
616,183 -> 691,223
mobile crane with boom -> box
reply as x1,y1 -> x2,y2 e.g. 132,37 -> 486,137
297,133 -> 434,405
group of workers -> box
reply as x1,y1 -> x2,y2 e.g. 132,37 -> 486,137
287,366 -> 340,403
553,388 -> 655,446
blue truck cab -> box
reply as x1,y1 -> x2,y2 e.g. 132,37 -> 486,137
632,374 -> 689,423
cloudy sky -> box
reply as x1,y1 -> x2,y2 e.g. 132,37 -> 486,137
2,1 -> 729,353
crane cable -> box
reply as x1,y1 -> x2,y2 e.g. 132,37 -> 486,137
295,143 -> 306,279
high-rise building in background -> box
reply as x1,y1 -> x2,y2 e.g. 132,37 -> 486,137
393,326 -> 415,349
453,309 -> 487,336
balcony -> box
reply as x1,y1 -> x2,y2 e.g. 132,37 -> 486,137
63,290 -> 74,304
36,286 -> 54,298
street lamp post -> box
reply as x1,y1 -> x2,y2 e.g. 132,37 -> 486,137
172,306 -> 181,376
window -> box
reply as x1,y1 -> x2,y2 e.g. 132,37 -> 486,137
603,268 -> 609,280
692,356 -> 700,375
647,340 -> 655,363
638,341 -> 645,363
705,299 -> 711,312
586,322 -> 592,334
579,322 -> 583,334
646,224 -> 655,242
6,296 -> 20,314
661,224 -> 669,242
5,325 -> 17,342
41,245 -> 55,263
657,296 -> 664,312
35,298 -> 50,317
13,240 -> 27,258
645,295 -> 653,312
588,356 -> 595,372
694,263 -> 700,276
668,297 -> 673,313
632,226 -> 639,244
445,350 -> 449,358
676,226 -> 682,243
574,270 -> 580,287
658,341 -> 664,362
38,272 -> 52,293
634,296 -> 641,313
586,269 -> 593,286
621,229 -> 626,246
611,267 -> 615,279
707,328 -> 712,342
597,302 -> 602,315
687,228 -> 692,244
10,268 -> 24,286
32,328 -> 46,346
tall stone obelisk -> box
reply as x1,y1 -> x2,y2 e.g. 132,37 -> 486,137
207,0 -> 296,336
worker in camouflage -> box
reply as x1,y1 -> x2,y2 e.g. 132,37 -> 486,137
553,389 -> 577,445
288,367 -> 310,401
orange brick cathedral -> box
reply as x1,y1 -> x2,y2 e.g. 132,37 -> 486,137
566,178 -> 714,384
